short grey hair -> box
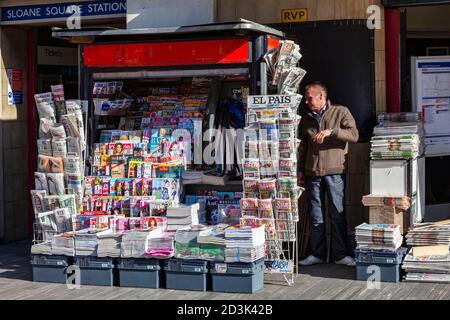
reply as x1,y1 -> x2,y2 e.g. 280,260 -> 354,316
305,81 -> 328,99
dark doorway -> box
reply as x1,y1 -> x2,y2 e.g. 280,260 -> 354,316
271,20 -> 376,142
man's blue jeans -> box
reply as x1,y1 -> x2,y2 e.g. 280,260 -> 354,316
305,174 -> 348,261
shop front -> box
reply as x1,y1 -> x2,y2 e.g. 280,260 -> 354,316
0,0 -> 385,244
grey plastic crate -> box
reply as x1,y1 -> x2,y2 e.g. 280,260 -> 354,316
164,259 -> 209,292
210,260 -> 264,293
356,263 -> 401,283
74,257 -> 115,286
118,258 -> 161,288
354,247 -> 407,265
31,255 -> 70,284
354,247 -> 407,283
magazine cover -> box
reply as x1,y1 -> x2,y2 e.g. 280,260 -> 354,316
178,117 -> 202,164
139,196 -> 152,217
152,163 -> 183,179
218,192 -> 235,200
216,200 -> 240,225
133,143 -> 147,157
149,200 -> 172,216
115,178 -> 133,197
94,143 -> 109,157
149,127 -> 174,156
110,155 -> 127,178
152,178 -> 180,202
99,130 -> 113,143
120,197 -> 131,217
130,197 -> 141,217
127,156 -> 144,178
205,198 -> 218,225
108,142 -> 134,156
110,130 -> 122,142
132,178 -> 152,196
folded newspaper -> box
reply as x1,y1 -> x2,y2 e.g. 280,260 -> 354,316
120,227 -> 164,258
355,223 -> 403,250
51,232 -> 75,256
96,229 -> 123,258
406,221 -> 450,247
402,248 -> 450,283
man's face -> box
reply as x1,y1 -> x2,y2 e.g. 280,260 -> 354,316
305,87 -> 326,113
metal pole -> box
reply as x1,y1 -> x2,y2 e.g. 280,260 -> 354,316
260,62 -> 268,95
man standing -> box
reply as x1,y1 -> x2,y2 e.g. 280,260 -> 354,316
298,82 -> 359,266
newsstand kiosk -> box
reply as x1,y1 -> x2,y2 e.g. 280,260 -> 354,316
48,20 -> 297,291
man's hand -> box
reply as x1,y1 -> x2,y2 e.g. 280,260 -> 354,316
314,129 -> 332,144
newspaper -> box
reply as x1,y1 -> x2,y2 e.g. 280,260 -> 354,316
31,190 -> 47,216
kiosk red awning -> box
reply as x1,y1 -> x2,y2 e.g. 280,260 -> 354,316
83,38 -> 251,67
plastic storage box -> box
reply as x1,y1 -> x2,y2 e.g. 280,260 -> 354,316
118,258 -> 161,288
74,257 -> 115,286
354,247 -> 407,283
164,259 -> 209,291
31,255 -> 70,284
210,259 -> 264,293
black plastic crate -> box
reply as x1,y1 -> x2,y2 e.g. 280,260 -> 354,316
164,259 -> 209,292
118,258 -> 161,289
210,259 -> 264,293
31,255 -> 70,284
74,257 -> 116,286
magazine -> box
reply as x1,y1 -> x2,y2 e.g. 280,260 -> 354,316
152,178 -> 180,202
150,127 -> 175,156
110,155 -> 127,178
132,178 -> 152,196
127,156 -> 144,178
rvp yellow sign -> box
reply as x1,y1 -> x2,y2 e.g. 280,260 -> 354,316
282,8 -> 308,23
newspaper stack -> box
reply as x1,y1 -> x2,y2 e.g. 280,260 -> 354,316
373,112 -> 423,136
355,223 -> 403,250
31,241 -> 52,255
197,224 -> 228,246
174,225 -> 207,259
74,229 -> 98,256
406,221 -> 450,247
373,122 -> 423,136
51,232 -> 75,256
121,227 -> 163,258
197,224 -> 228,261
166,203 -> 200,233
370,134 -> 420,160
362,195 -> 411,210
145,234 -> 175,259
224,225 -> 265,263
371,112 -> 424,159
403,249 -> 450,283
182,170 -> 203,185
96,229 -> 123,258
